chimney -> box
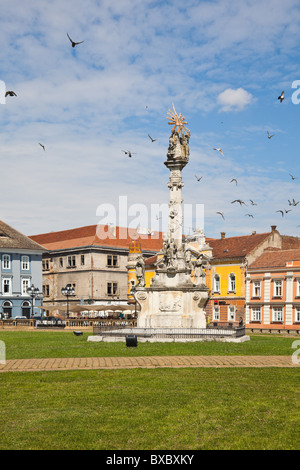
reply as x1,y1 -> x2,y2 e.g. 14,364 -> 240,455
271,225 -> 277,233
252,231 -> 256,235
221,232 -> 226,239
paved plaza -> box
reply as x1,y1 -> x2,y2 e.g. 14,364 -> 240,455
0,355 -> 298,372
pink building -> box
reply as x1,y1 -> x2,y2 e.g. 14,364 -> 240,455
246,248 -> 300,333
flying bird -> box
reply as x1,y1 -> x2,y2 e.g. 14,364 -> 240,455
213,148 -> 224,156
250,200 -> 257,206
278,91 -> 284,102
231,199 -> 247,206
216,211 -> 225,220
276,210 -> 284,217
245,214 -> 254,218
292,199 -> 299,206
230,178 -> 238,185
122,150 -> 136,158
267,131 -> 274,139
67,33 -> 84,47
5,91 -> 17,97
284,209 -> 292,213
38,143 -> 45,151
195,175 -> 203,182
289,173 -> 297,180
148,134 -> 158,142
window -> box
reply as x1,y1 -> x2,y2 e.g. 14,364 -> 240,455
274,280 -> 282,297
43,285 -> 50,296
21,256 -> 29,271
107,282 -> 118,295
42,259 -> 50,271
214,274 -> 220,292
107,255 -> 118,267
81,255 -> 85,266
295,308 -> 300,323
228,273 -> 236,292
273,307 -> 283,322
2,278 -> 11,295
297,279 -> 300,297
59,258 -> 64,268
253,281 -> 261,297
67,256 -> 76,268
251,307 -> 261,322
213,305 -> 219,321
228,305 -> 235,321
2,254 -> 11,270
22,278 -> 30,295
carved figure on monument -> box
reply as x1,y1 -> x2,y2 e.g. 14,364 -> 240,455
135,255 -> 145,287
193,254 -> 206,286
166,239 -> 177,268
184,248 -> 193,271
166,105 -> 190,162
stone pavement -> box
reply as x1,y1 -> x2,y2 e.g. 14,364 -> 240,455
0,355 -> 298,372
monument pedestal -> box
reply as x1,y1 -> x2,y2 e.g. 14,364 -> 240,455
136,268 -> 209,329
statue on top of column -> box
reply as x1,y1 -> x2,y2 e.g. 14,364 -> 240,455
166,105 -> 190,162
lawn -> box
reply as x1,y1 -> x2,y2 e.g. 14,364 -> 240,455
0,367 -> 299,450
0,331 -> 299,451
0,330 -> 297,360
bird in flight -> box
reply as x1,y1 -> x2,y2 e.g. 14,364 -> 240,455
195,175 -> 202,182
276,210 -> 284,217
5,91 -> 17,97
267,131 -> 274,139
278,91 -> 284,102
38,143 -> 45,151
284,208 -> 292,214
122,150 -> 136,158
213,148 -> 224,156
231,199 -> 247,206
148,134 -> 157,142
289,173 -> 297,180
245,214 -> 254,218
249,200 -> 257,206
67,33 -> 84,48
230,178 -> 238,185
292,199 -> 299,206
216,211 -> 225,220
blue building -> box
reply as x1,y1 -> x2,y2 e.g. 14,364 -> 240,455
0,220 -> 45,318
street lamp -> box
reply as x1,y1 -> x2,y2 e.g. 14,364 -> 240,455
61,285 -> 75,318
27,284 -> 42,318
130,285 -> 137,318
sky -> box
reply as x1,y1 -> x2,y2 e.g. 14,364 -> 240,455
0,0 -> 300,240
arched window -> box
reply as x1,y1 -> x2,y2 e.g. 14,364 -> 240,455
229,273 -> 236,292
214,274 -> 220,292
21,301 -> 31,319
2,300 -> 12,318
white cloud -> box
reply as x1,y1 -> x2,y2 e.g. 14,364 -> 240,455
217,88 -> 254,112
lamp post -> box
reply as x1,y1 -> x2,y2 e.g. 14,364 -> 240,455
61,285 -> 75,318
130,285 -> 137,318
27,284 -> 42,318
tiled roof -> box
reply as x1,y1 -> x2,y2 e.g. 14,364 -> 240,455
206,232 -> 271,260
281,235 -> 300,249
0,220 -> 45,251
30,224 -> 163,253
249,248 -> 300,269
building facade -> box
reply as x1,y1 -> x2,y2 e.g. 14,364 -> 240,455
0,220 -> 44,318
246,248 -> 300,331
30,224 -> 163,313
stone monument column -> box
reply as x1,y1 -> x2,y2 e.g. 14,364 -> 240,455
135,105 -> 209,329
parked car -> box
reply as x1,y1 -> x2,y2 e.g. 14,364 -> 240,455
14,316 -> 28,320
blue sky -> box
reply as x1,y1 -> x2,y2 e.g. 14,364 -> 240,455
0,0 -> 299,239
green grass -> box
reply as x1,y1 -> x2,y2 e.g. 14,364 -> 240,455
0,367 -> 299,450
0,330 -> 297,360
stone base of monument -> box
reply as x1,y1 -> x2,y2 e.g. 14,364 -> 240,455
135,287 -> 208,329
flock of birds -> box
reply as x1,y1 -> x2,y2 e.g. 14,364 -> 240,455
3,38 -> 298,233
194,90 -> 299,227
